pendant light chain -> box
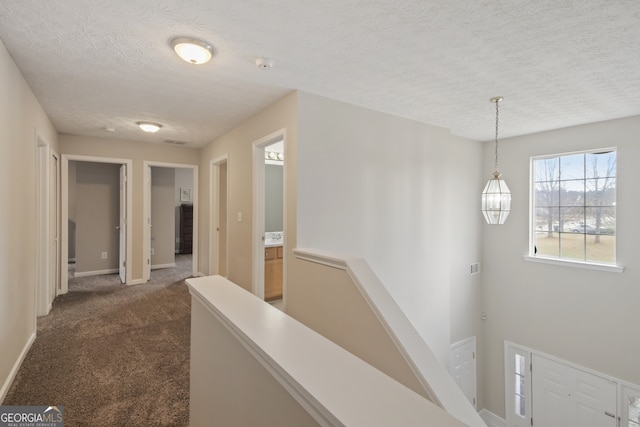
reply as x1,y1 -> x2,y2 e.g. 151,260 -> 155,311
494,98 -> 500,173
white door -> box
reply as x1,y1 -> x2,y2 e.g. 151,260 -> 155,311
532,354 -> 617,427
450,336 -> 476,408
119,164 -> 127,283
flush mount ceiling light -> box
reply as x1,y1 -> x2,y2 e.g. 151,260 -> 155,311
137,121 -> 162,133
481,96 -> 512,225
171,37 -> 213,65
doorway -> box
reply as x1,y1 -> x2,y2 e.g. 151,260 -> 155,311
210,156 -> 228,277
143,162 -> 198,282
35,136 -> 60,316
61,155 -> 132,293
252,130 -> 286,306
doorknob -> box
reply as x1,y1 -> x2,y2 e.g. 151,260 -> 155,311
604,411 -> 615,418
115,225 -> 120,230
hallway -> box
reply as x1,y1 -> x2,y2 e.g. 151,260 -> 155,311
4,256 -> 193,426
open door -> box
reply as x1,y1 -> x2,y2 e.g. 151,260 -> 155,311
119,164 -> 127,283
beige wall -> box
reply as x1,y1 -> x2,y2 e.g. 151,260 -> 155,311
75,162 -> 120,273
151,167 -> 175,267
198,92 -> 298,289
0,39 -> 58,398
288,257 -> 431,400
59,135 -> 200,281
295,92 -> 484,371
481,116 -> 640,418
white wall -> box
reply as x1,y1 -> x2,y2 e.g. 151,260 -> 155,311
0,38 -> 58,399
296,92 -> 484,370
481,116 -> 640,418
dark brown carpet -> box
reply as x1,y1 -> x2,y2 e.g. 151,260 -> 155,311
3,256 -> 193,426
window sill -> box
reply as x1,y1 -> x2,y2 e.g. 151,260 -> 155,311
523,255 -> 624,273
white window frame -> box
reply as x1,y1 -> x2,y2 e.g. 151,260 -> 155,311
622,383 -> 640,427
524,148 -> 623,273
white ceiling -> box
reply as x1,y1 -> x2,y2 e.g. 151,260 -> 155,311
1,0 -> 639,147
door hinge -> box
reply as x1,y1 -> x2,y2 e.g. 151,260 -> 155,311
147,259 -> 150,265
472,351 -> 476,359
123,261 -> 126,267
472,397 -> 476,405
531,416 -> 533,426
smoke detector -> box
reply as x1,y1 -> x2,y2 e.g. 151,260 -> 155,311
256,57 -> 274,70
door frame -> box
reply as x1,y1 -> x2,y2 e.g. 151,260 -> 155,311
35,134 -> 59,316
450,336 -> 477,409
209,155 -> 229,276
61,155 -> 133,292
143,161 -> 199,282
252,129 -> 287,301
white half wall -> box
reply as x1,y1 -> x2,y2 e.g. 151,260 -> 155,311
296,92 -> 483,368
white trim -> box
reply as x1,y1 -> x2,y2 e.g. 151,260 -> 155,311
151,262 -> 176,270
143,161 -> 199,282
479,409 -> 505,427
128,278 -> 146,285
73,268 -> 119,277
187,275 -> 465,427
0,332 -> 36,402
292,248 -> 486,427
449,336 -> 477,409
209,155 -> 229,277
35,134 -> 51,316
523,255 -> 624,273
61,155 -> 133,292
251,129 -> 286,301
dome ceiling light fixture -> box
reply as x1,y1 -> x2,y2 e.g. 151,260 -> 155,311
171,37 -> 214,65
136,121 -> 162,133
481,96 -> 512,225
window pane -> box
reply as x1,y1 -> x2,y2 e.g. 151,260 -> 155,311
586,234 -> 615,264
560,180 -> 585,206
585,178 -> 616,206
515,354 -> 526,375
534,157 -> 559,182
560,153 -> 585,180
531,149 -> 616,265
630,394 -> 640,425
535,231 -> 559,257
561,232 -> 585,261
535,182 -> 559,207
585,151 -> 616,179
534,207 -> 558,232
560,207 -> 585,232
515,374 -> 525,395
515,395 -> 526,417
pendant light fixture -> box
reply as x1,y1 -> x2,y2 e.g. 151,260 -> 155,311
481,96 -> 511,224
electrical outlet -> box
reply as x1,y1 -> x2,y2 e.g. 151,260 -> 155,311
101,251 -> 108,259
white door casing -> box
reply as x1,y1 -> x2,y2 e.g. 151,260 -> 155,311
450,336 -> 477,409
142,161 -> 199,282
209,156 -> 229,276
61,155 -> 133,292
251,129 -> 286,301
119,164 -> 127,283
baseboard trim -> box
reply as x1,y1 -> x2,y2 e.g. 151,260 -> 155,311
479,409 -> 505,427
74,268 -> 119,277
151,263 -> 176,270
0,332 -> 36,403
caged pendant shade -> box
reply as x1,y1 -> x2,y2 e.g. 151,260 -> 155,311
481,96 -> 511,224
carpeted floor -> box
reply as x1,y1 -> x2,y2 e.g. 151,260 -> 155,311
3,255 -> 193,426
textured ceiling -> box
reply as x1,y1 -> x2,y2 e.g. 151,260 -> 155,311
1,0 -> 639,147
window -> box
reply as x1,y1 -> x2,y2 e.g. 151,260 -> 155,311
623,385 -> 640,427
505,343 -> 531,427
531,149 -> 616,265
